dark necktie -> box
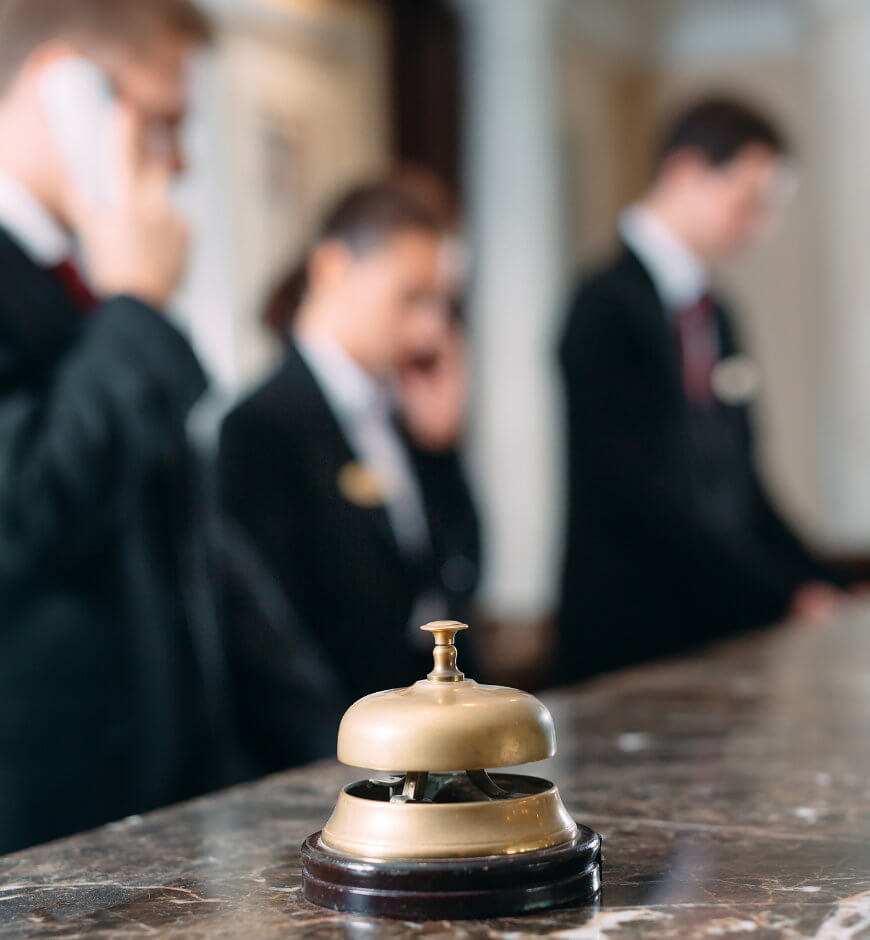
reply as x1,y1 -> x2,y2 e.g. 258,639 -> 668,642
52,259 -> 98,315
674,293 -> 717,405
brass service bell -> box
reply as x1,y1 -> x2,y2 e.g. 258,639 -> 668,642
301,621 -> 602,920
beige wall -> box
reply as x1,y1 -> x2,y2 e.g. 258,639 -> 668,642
559,38 -> 657,267
180,0 -> 391,389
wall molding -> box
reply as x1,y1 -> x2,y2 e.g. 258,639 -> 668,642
561,0 -> 810,64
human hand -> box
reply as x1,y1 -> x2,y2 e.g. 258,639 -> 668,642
66,104 -> 189,309
789,581 -> 846,623
397,323 -> 469,453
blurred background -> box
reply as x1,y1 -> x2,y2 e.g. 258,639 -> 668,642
175,0 -> 870,674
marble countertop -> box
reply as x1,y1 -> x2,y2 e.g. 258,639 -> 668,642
4,608 -> 870,938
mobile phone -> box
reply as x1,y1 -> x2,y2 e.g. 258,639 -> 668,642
38,56 -> 117,207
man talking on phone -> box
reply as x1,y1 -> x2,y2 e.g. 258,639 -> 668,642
0,0 -> 231,854
221,182 -> 481,709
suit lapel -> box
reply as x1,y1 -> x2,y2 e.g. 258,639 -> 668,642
0,227 -> 82,392
619,245 -> 690,401
281,343 -> 403,561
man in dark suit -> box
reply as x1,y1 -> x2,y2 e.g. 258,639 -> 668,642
221,184 -> 480,710
555,97 -> 852,685
0,0 -> 241,855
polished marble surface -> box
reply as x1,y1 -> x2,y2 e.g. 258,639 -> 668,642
4,608 -> 870,937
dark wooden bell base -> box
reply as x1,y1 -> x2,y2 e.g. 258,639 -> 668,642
301,826 -> 602,920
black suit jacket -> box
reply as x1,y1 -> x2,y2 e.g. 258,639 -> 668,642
555,246 -> 841,683
0,229 -> 233,854
220,342 -> 480,709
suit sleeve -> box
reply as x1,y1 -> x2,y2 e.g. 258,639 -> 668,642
750,475 -> 852,588
0,296 -> 206,577
219,518 -> 344,773
412,445 -> 482,608
561,285 -> 801,634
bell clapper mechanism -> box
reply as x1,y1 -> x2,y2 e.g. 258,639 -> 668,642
301,621 -> 602,920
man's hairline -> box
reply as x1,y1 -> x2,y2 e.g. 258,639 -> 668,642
656,140 -> 787,179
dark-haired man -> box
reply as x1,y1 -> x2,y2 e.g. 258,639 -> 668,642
0,0 -> 237,854
221,183 -> 480,715
555,97 -> 852,684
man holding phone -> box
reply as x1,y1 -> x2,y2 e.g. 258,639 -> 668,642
221,182 -> 481,711
0,0 -> 229,854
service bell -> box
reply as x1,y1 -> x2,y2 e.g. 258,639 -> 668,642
301,621 -> 602,920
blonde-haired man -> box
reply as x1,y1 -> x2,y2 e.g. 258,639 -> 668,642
0,0 -> 233,853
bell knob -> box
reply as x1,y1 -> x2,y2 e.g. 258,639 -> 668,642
420,620 -> 467,681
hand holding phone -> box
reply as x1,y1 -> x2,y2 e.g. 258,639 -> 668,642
64,102 -> 190,309
397,323 -> 470,453
38,55 -> 189,309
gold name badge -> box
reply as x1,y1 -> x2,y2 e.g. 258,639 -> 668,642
338,462 -> 387,509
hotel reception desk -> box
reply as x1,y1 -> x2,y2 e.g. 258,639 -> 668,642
3,608 -> 870,937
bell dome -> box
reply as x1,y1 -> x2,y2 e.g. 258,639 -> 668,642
336,621 -> 557,772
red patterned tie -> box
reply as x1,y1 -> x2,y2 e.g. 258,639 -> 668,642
52,259 -> 98,315
674,293 -> 717,405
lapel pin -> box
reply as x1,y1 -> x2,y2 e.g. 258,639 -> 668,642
712,355 -> 760,406
338,462 -> 387,509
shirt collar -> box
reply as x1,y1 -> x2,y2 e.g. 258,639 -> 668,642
0,173 -> 73,267
295,330 -> 393,422
619,204 -> 709,312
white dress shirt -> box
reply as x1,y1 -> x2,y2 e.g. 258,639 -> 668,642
619,205 -> 709,313
0,172 -> 72,267
620,204 -> 752,402
295,331 -> 431,559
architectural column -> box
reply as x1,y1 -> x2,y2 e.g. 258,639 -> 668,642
810,0 -> 870,548
454,0 -> 565,619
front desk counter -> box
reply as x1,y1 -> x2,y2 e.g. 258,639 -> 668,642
4,608 -> 870,938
